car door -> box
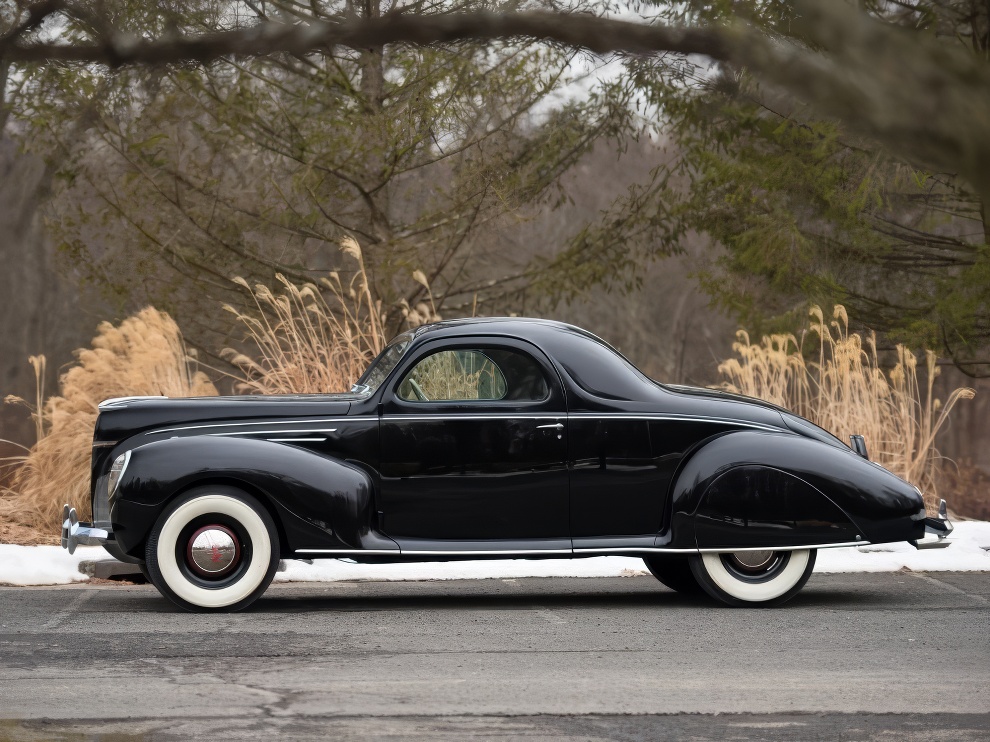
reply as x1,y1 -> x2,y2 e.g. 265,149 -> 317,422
378,337 -> 569,551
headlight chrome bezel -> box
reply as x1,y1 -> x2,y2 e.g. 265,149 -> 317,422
107,450 -> 131,500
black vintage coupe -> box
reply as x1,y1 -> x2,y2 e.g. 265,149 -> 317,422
62,318 -> 951,611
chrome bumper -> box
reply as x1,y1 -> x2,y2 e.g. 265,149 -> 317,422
61,504 -> 112,554
910,499 -> 953,550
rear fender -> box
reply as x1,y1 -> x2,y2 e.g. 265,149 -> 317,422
664,431 -> 924,549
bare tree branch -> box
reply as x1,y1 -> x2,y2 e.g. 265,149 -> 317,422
0,0 -> 64,46
4,2 -> 989,202
0,8 -> 732,65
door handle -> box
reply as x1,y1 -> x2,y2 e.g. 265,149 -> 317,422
536,423 -> 565,430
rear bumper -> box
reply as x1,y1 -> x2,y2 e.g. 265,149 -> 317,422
61,505 -> 112,554
910,499 -> 953,550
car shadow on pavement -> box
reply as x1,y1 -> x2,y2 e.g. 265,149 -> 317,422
73,576 -> 929,614
246,586 -> 913,614
88,585 -> 715,613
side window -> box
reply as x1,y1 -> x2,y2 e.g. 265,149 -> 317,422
396,348 -> 549,403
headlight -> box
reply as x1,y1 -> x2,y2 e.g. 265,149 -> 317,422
107,450 -> 131,499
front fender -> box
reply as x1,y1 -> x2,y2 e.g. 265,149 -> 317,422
111,436 -> 390,555
664,431 -> 925,549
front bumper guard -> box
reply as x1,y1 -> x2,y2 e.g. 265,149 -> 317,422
910,498 -> 953,550
61,504 -> 112,554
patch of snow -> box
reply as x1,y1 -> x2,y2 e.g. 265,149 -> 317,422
0,544 -> 104,586
814,520 -> 990,573
1,522 -> 988,587
274,555 -> 650,583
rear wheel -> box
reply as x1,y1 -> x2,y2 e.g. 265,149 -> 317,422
144,485 -> 280,612
642,555 -> 702,594
689,549 -> 816,607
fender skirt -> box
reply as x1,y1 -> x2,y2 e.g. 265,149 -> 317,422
689,465 -> 862,549
663,431 -> 925,550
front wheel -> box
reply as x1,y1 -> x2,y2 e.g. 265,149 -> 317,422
144,485 -> 280,612
689,549 -> 816,607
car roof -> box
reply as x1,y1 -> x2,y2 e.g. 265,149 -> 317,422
407,317 -> 614,349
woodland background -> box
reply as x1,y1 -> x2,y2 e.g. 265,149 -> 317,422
1,0 -> 989,527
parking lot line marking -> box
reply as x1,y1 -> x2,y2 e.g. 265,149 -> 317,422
907,572 -> 988,603
533,607 -> 567,625
41,589 -> 96,630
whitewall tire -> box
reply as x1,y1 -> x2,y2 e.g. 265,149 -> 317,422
689,549 -> 816,607
145,486 -> 280,612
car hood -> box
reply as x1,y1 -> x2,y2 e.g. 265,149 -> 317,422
94,393 -> 364,441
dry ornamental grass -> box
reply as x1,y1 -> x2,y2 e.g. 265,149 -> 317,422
718,305 -> 975,510
0,308 -> 216,539
223,238 -> 439,394
223,239 -> 386,395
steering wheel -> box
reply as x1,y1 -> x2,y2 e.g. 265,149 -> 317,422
407,378 -> 430,402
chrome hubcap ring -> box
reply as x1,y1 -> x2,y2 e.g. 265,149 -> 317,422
186,525 -> 241,578
720,550 -> 790,583
729,550 -> 776,571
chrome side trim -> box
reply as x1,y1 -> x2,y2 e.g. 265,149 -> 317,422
696,541 -> 867,553
152,412 -> 781,435
382,414 -> 563,422
150,418 -> 372,435
208,428 -> 338,437
572,543 -> 867,555
267,437 -> 327,442
401,549 -> 572,556
297,542 -> 870,558
296,549 -> 400,555
567,413 -> 784,432
295,548 -> 571,556
98,396 -> 166,409
383,412 -> 784,431
573,547 -> 689,554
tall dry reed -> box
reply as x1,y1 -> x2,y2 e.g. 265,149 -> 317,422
223,238 -> 439,394
1,308 -> 216,539
718,305 -> 975,509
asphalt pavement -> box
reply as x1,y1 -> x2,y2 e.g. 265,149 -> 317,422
1,571 -> 988,740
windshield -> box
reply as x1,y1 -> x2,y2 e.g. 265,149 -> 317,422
353,334 -> 413,394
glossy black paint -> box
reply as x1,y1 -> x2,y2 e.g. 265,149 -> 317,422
665,431 -> 925,549
92,317 -> 927,561
109,427 -> 392,558
378,336 -> 569,544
